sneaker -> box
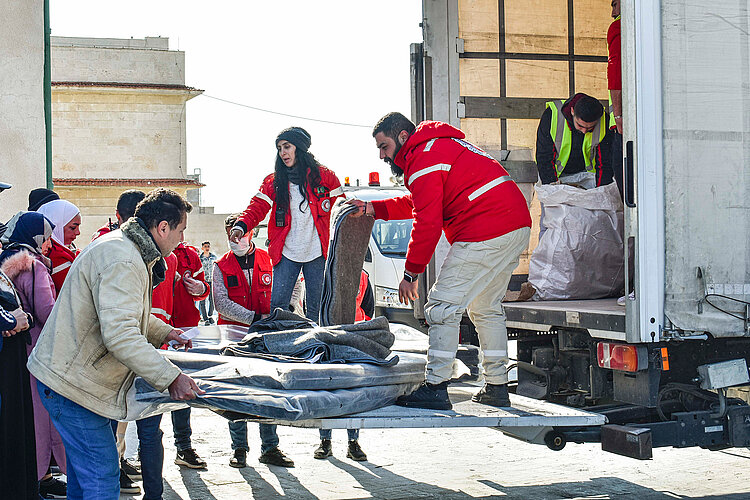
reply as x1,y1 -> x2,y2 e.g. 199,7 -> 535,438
258,447 -> 295,468
313,439 -> 332,459
396,381 -> 452,410
472,383 -> 511,407
175,448 -> 207,469
229,448 -> 247,468
39,476 -> 67,499
346,440 -> 367,462
121,458 -> 142,480
617,291 -> 635,306
119,468 -> 141,495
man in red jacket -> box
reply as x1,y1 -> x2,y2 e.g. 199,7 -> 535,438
350,112 -> 532,410
169,241 -> 211,470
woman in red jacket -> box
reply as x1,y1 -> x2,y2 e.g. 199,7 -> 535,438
36,199 -> 81,293
230,127 -> 344,323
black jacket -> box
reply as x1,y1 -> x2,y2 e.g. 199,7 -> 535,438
535,95 -> 614,186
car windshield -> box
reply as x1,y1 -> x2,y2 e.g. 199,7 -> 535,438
371,219 -> 412,257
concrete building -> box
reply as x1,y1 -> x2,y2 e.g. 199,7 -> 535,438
0,2 -> 46,220
50,36 -> 229,248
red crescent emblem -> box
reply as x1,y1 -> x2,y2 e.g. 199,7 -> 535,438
261,273 -> 272,285
321,199 -> 331,212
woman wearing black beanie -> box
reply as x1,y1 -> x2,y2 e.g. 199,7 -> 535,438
228,127 -> 348,465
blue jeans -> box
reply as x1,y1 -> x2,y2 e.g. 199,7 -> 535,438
38,381 -> 119,500
270,255 -> 325,323
136,415 -> 164,500
319,428 -> 359,440
228,421 -> 279,454
171,407 -> 192,451
199,283 -> 214,321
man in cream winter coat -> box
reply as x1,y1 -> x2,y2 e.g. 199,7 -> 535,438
28,188 -> 204,499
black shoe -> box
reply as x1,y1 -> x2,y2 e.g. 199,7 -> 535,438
313,439 -> 332,459
39,477 -> 67,499
346,440 -> 367,462
259,447 -> 294,467
175,448 -> 207,469
472,383 -> 511,407
229,448 -> 247,468
121,458 -> 142,480
396,381 -> 452,410
119,468 -> 141,495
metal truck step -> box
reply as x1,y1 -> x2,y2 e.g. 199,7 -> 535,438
273,385 -> 606,430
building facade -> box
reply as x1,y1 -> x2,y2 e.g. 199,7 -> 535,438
50,36 -> 228,247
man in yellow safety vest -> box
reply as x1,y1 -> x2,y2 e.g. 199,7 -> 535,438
535,93 -> 614,190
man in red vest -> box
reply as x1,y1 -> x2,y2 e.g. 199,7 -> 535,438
213,214 -> 294,468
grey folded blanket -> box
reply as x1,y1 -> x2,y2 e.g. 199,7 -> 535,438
222,313 -> 396,366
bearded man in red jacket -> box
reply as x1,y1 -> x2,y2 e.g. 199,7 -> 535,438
350,112 -> 532,410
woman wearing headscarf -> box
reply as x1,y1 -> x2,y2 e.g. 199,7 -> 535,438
37,199 -> 81,293
0,211 -> 68,498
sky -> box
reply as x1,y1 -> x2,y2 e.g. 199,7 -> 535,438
49,1 -> 424,214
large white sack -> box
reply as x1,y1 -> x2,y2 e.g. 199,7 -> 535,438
529,182 -> 625,300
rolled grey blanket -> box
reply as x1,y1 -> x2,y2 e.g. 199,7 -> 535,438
320,198 -> 374,326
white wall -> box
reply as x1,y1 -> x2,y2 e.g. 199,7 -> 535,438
0,1 -> 47,220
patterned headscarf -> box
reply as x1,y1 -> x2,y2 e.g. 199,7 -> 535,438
0,211 -> 55,264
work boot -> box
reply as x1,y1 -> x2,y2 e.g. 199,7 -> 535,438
472,383 -> 511,407
229,448 -> 247,468
346,440 -> 367,462
395,381 -> 452,410
259,447 -> 295,467
119,468 -> 141,495
313,439 -> 332,459
175,448 -> 208,469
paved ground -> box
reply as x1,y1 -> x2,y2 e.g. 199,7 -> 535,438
117,405 -> 750,500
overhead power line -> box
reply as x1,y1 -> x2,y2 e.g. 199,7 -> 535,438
200,94 -> 371,128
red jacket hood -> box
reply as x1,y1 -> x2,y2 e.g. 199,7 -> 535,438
395,121 -> 465,167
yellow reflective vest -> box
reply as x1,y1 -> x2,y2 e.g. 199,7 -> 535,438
546,99 -> 607,177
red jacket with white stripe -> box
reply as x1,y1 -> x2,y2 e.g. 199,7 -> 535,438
48,240 -> 79,294
235,166 -> 344,265
371,121 -> 532,275
151,252 -> 178,325
171,243 -> 210,328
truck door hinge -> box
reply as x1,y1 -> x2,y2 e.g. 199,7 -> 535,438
457,102 -> 466,119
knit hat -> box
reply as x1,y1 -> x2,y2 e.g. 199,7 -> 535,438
275,127 -> 312,152
28,188 -> 59,211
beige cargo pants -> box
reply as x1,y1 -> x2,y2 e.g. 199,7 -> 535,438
423,227 -> 530,385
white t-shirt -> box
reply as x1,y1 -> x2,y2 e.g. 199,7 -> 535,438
282,182 -> 323,262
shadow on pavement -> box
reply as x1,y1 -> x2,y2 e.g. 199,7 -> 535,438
238,463 -> 317,499
330,457 -> 750,500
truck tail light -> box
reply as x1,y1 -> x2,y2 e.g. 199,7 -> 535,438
597,342 -> 641,372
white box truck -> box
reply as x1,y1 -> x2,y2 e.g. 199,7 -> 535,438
362,0 -> 750,458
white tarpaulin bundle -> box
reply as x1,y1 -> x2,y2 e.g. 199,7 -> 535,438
529,182 -> 625,300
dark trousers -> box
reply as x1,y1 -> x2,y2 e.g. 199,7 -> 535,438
171,407 -> 192,451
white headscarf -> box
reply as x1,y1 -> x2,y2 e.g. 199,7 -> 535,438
37,199 -> 80,246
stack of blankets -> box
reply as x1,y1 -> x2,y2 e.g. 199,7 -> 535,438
126,200 -> 434,422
